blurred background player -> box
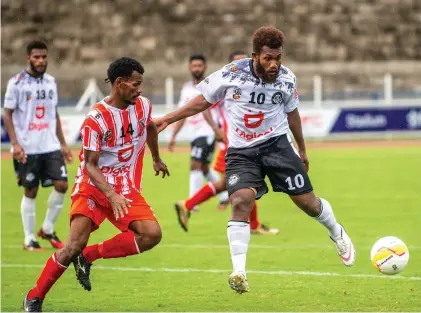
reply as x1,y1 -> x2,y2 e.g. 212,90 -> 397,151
168,54 -> 229,211
174,50 -> 279,235
3,40 -> 73,251
23,57 -> 169,312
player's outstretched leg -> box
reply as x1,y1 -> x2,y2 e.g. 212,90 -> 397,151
24,215 -> 92,312
290,193 -> 356,266
74,220 -> 161,291
227,188 -> 255,294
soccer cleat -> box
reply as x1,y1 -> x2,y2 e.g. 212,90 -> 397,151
73,253 -> 92,291
330,224 -> 356,267
251,224 -> 279,235
37,229 -> 65,249
23,294 -> 43,312
24,240 -> 44,251
174,200 -> 190,232
217,199 -> 230,211
228,271 -> 249,294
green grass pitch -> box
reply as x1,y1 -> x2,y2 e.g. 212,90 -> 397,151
1,145 -> 420,312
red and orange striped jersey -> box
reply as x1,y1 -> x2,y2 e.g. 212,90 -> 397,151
72,96 -> 152,196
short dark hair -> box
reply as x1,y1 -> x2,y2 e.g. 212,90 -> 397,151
26,40 -> 48,55
252,26 -> 284,54
106,57 -> 145,84
189,54 -> 206,63
228,50 -> 248,62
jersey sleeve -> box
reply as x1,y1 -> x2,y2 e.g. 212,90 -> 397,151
283,81 -> 299,113
4,79 -> 18,109
196,68 -> 229,104
81,116 -> 103,152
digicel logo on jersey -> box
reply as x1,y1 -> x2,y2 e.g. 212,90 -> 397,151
100,165 -> 131,176
29,122 -> 49,131
235,127 -> 274,141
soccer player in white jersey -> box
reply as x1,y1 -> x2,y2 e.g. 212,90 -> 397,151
23,57 -> 169,312
3,41 -> 73,251
168,54 -> 229,211
155,26 -> 356,294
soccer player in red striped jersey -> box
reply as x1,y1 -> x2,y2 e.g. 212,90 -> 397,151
23,57 -> 169,312
174,51 -> 279,235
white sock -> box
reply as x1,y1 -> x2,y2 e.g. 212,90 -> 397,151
42,189 -> 65,234
206,168 -> 220,183
314,198 -> 342,238
218,191 -> 229,203
21,196 -> 36,246
227,220 -> 250,275
190,170 -> 204,210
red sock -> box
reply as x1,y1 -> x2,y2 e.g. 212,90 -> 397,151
83,231 -> 139,263
185,183 -> 217,211
27,253 -> 67,300
249,202 -> 260,230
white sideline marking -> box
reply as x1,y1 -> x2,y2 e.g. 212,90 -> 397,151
4,244 -> 421,250
1,263 -> 420,281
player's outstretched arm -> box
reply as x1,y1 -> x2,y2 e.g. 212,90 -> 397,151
3,108 -> 27,164
56,108 -> 73,163
146,120 -> 170,178
287,108 -> 309,171
154,95 -> 212,132
168,119 -> 186,152
84,149 -> 131,219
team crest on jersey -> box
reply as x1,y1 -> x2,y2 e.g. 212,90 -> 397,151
104,129 -> 113,142
228,174 -> 240,186
231,66 -> 238,72
271,92 -> 283,105
87,199 -> 95,210
232,87 -> 242,100
26,91 -> 32,101
48,89 -> 54,100
25,173 -> 35,182
204,78 -> 210,84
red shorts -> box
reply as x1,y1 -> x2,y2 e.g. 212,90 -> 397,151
213,143 -> 228,174
70,183 -> 157,232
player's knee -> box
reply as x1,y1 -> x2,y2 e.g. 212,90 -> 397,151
190,160 -> 202,171
134,227 -> 162,251
54,181 -> 68,193
295,196 -> 321,217
230,192 -> 254,218
214,180 -> 226,193
24,187 -> 38,199
201,163 -> 209,174
61,238 -> 88,262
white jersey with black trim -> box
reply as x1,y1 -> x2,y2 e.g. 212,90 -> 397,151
3,71 -> 60,154
178,81 -> 218,142
196,58 -> 299,148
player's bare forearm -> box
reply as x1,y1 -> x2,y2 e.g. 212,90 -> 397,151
164,95 -> 212,125
146,121 -> 161,161
287,108 -> 306,152
55,110 -> 67,146
84,150 -> 115,198
203,108 -> 219,133
3,108 -> 19,145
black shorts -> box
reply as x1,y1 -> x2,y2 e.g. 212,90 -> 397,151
190,136 -> 215,164
225,134 -> 313,199
13,150 -> 68,189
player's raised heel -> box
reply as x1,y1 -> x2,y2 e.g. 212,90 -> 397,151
73,253 -> 92,291
228,271 -> 249,294
174,201 -> 190,232
330,224 -> 356,267
23,294 -> 43,312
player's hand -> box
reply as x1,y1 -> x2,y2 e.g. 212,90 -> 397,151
153,118 -> 168,133
153,158 -> 170,178
299,150 -> 309,172
61,144 -> 73,163
168,138 -> 176,152
107,192 -> 132,220
12,143 -> 27,164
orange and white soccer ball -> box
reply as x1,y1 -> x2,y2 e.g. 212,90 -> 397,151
370,236 -> 409,275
